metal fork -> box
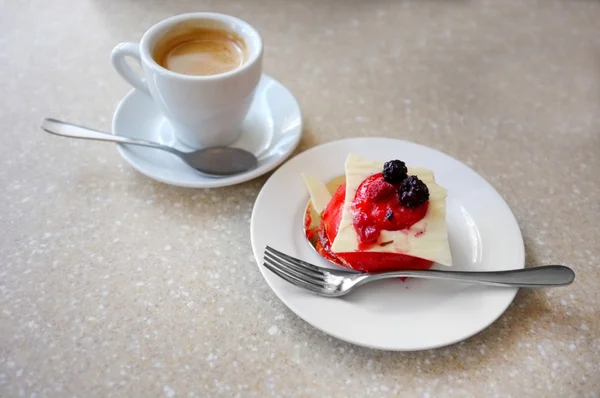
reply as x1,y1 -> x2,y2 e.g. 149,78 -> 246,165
263,246 -> 575,297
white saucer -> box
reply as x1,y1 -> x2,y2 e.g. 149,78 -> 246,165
111,74 -> 302,188
251,138 -> 525,351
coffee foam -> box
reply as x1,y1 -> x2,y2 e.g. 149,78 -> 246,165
153,23 -> 246,76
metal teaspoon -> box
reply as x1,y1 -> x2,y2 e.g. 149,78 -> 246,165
41,118 -> 258,177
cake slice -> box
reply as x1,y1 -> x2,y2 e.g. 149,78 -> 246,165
303,154 -> 452,271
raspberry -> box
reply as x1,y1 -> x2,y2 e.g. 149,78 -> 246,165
364,178 -> 396,201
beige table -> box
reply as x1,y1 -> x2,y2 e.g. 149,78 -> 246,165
1,0 -> 599,396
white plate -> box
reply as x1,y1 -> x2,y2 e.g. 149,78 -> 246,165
112,74 -> 302,188
251,138 -> 524,351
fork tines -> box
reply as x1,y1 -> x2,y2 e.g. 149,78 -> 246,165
263,246 -> 328,293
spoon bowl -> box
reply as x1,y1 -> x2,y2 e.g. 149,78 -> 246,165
184,146 -> 258,176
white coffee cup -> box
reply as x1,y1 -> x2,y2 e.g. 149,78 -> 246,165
111,13 -> 263,148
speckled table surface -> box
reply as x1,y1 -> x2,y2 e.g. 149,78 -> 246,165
1,0 -> 599,397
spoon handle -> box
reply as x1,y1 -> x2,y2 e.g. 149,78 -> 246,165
361,265 -> 575,288
41,118 -> 177,154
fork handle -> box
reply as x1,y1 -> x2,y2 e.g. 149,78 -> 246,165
360,265 -> 575,288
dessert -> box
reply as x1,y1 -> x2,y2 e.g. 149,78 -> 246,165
302,154 -> 452,272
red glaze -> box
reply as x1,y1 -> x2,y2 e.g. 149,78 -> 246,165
304,209 -> 314,242
322,183 -> 346,244
352,173 -> 428,247
316,225 -> 343,265
317,176 -> 433,272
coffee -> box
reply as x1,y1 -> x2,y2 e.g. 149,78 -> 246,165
153,24 -> 246,76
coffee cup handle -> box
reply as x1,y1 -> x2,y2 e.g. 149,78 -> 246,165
111,42 -> 150,95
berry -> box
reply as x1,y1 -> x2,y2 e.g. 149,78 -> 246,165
382,160 -> 408,184
398,176 -> 429,208
360,225 -> 379,243
385,209 -> 394,221
364,179 -> 396,201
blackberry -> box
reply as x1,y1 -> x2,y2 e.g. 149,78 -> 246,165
382,160 -> 408,184
399,176 -> 429,208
